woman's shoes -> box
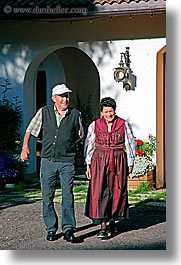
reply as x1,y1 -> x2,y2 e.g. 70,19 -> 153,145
97,229 -> 111,239
97,222 -> 118,239
108,222 -> 118,236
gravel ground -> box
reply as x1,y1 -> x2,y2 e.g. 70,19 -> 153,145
0,200 -> 166,250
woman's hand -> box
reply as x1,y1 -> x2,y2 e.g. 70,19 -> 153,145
128,166 -> 133,174
85,164 -> 91,180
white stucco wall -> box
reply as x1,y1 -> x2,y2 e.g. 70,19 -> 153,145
0,38 -> 166,141
0,38 -> 166,174
79,38 -> 166,141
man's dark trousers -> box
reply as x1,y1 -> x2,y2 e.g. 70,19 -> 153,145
40,158 -> 76,234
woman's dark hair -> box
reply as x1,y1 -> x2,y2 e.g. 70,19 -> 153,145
99,97 -> 117,112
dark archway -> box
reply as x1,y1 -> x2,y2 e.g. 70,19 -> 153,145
23,45 -> 100,176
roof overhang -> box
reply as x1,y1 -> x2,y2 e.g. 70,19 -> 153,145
0,0 -> 166,21
91,0 -> 166,16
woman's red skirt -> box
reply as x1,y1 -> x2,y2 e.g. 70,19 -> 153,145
85,146 -> 128,224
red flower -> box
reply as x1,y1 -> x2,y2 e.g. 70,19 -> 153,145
136,149 -> 145,156
135,135 -> 156,158
136,139 -> 143,146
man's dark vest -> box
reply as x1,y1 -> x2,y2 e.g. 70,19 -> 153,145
41,105 -> 80,162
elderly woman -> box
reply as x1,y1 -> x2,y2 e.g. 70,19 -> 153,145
84,97 -> 136,239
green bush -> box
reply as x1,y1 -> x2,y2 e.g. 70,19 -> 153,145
0,99 -> 21,152
0,80 -> 27,186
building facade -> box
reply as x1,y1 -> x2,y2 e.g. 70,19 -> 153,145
0,0 -> 166,188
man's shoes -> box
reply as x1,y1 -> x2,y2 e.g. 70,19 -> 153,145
46,231 -> 56,241
63,230 -> 76,242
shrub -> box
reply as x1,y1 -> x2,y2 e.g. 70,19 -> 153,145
0,151 -> 19,186
0,99 -> 22,152
0,79 -> 27,186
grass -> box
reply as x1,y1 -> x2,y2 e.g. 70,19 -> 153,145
128,182 -> 153,195
74,193 -> 87,203
0,181 -> 27,193
128,182 -> 166,207
0,191 -> 42,204
73,184 -> 88,193
137,191 -> 166,203
0,182 -> 166,206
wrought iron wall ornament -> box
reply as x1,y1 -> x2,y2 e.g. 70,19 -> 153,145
113,47 -> 135,91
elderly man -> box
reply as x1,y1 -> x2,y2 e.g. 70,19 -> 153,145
21,84 -> 84,242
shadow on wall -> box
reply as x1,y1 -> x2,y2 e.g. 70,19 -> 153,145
0,44 -> 31,101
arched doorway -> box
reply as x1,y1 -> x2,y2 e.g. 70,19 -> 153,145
23,45 -> 100,176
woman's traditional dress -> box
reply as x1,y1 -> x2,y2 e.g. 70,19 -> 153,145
84,116 -> 135,224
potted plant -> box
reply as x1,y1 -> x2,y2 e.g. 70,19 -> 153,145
128,134 -> 156,190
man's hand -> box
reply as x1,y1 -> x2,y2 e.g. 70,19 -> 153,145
21,146 -> 30,161
20,132 -> 31,161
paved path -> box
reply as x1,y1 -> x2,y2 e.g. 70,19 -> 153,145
0,195 -> 166,250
